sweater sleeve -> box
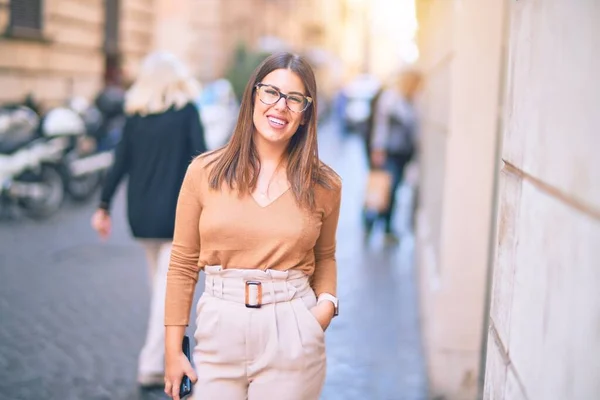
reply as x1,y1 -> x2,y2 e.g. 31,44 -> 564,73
164,158 -> 205,326
311,183 -> 342,297
98,116 -> 133,212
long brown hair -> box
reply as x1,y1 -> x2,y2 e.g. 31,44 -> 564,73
204,52 -> 339,209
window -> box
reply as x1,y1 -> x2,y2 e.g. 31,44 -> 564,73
9,0 -> 44,38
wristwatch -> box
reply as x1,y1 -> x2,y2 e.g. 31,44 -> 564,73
317,293 -> 339,317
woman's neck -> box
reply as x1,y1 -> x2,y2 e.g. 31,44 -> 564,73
254,134 -> 288,166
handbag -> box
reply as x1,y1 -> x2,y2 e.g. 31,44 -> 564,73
364,169 -> 392,213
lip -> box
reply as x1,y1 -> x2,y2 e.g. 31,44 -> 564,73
266,114 -> 289,129
266,114 -> 289,123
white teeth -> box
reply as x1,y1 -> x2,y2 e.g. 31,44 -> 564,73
268,117 -> 286,125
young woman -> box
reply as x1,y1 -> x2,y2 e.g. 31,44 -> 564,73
163,52 -> 342,400
91,51 -> 207,387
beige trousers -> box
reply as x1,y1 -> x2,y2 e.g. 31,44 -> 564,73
137,239 -> 172,376
193,265 -> 326,400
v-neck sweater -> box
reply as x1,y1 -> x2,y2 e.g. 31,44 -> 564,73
165,154 -> 342,326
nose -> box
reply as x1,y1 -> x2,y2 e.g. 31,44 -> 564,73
273,96 -> 287,111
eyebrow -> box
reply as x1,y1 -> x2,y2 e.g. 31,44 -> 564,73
262,83 -> 306,96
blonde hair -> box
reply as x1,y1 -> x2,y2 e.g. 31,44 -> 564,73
124,51 -> 200,116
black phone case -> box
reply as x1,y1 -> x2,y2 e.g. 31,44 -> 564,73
180,335 -> 192,398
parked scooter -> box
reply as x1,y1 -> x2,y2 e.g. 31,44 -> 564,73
52,99 -> 116,202
0,106 -> 67,219
55,91 -> 125,202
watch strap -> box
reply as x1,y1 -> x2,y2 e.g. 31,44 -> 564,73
317,293 -> 339,317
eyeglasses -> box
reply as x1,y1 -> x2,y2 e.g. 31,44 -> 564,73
254,83 -> 313,113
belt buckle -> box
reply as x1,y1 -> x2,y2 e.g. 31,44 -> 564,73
245,281 -> 262,308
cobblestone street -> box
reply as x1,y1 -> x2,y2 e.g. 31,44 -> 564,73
0,120 -> 427,400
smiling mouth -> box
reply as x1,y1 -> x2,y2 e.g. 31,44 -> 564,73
267,116 -> 288,127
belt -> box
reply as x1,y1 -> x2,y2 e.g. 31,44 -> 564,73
203,265 -> 312,308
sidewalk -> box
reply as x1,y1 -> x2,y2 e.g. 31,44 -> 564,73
318,121 -> 427,400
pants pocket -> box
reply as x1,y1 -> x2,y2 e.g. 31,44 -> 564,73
291,296 -> 326,373
297,296 -> 325,339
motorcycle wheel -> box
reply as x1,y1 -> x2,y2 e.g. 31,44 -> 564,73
19,164 -> 64,220
65,171 -> 102,202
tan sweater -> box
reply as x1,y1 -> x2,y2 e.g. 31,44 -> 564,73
164,155 -> 342,326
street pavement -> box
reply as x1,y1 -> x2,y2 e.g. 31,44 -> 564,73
0,119 -> 427,400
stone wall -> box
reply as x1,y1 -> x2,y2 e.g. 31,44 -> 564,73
484,1 -> 600,399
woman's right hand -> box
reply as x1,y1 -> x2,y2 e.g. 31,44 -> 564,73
164,350 -> 198,399
91,208 -> 111,240
164,326 -> 197,399
371,149 -> 386,168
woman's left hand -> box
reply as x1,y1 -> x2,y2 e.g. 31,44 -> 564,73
310,301 -> 336,331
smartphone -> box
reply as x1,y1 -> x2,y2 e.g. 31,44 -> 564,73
179,335 -> 192,398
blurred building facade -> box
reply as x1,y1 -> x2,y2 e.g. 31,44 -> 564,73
152,0 -> 383,99
0,0 -> 157,107
0,0 -> 107,106
152,0 -> 347,95
414,0 -> 599,399
1,0 -> 400,108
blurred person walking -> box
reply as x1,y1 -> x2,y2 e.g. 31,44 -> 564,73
90,51 -> 208,387
364,69 -> 422,244
92,72 -> 126,151
163,52 -> 342,400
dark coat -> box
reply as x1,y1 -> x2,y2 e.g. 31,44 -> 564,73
99,102 -> 207,239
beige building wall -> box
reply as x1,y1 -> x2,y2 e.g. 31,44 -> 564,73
188,0 -> 223,81
337,0 -> 368,80
0,0 -> 394,107
414,0 -> 507,398
121,0 -> 155,81
151,0 -> 316,82
0,0 -> 290,107
0,0 -> 104,107
152,0 -> 255,82
484,1 -> 600,399
153,0 -> 190,64
0,0 -> 156,107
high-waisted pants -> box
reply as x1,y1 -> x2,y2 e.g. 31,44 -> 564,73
192,265 -> 327,400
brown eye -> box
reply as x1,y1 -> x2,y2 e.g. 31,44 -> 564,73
287,95 -> 304,105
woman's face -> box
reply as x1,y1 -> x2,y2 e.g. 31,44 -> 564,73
252,68 -> 308,146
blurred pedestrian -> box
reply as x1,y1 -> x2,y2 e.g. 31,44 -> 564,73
90,51 -> 207,388
163,52 -> 342,400
364,87 -> 384,167
93,72 -> 126,150
364,69 -> 422,244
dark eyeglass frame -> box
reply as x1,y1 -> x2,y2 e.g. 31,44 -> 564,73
254,83 -> 313,113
